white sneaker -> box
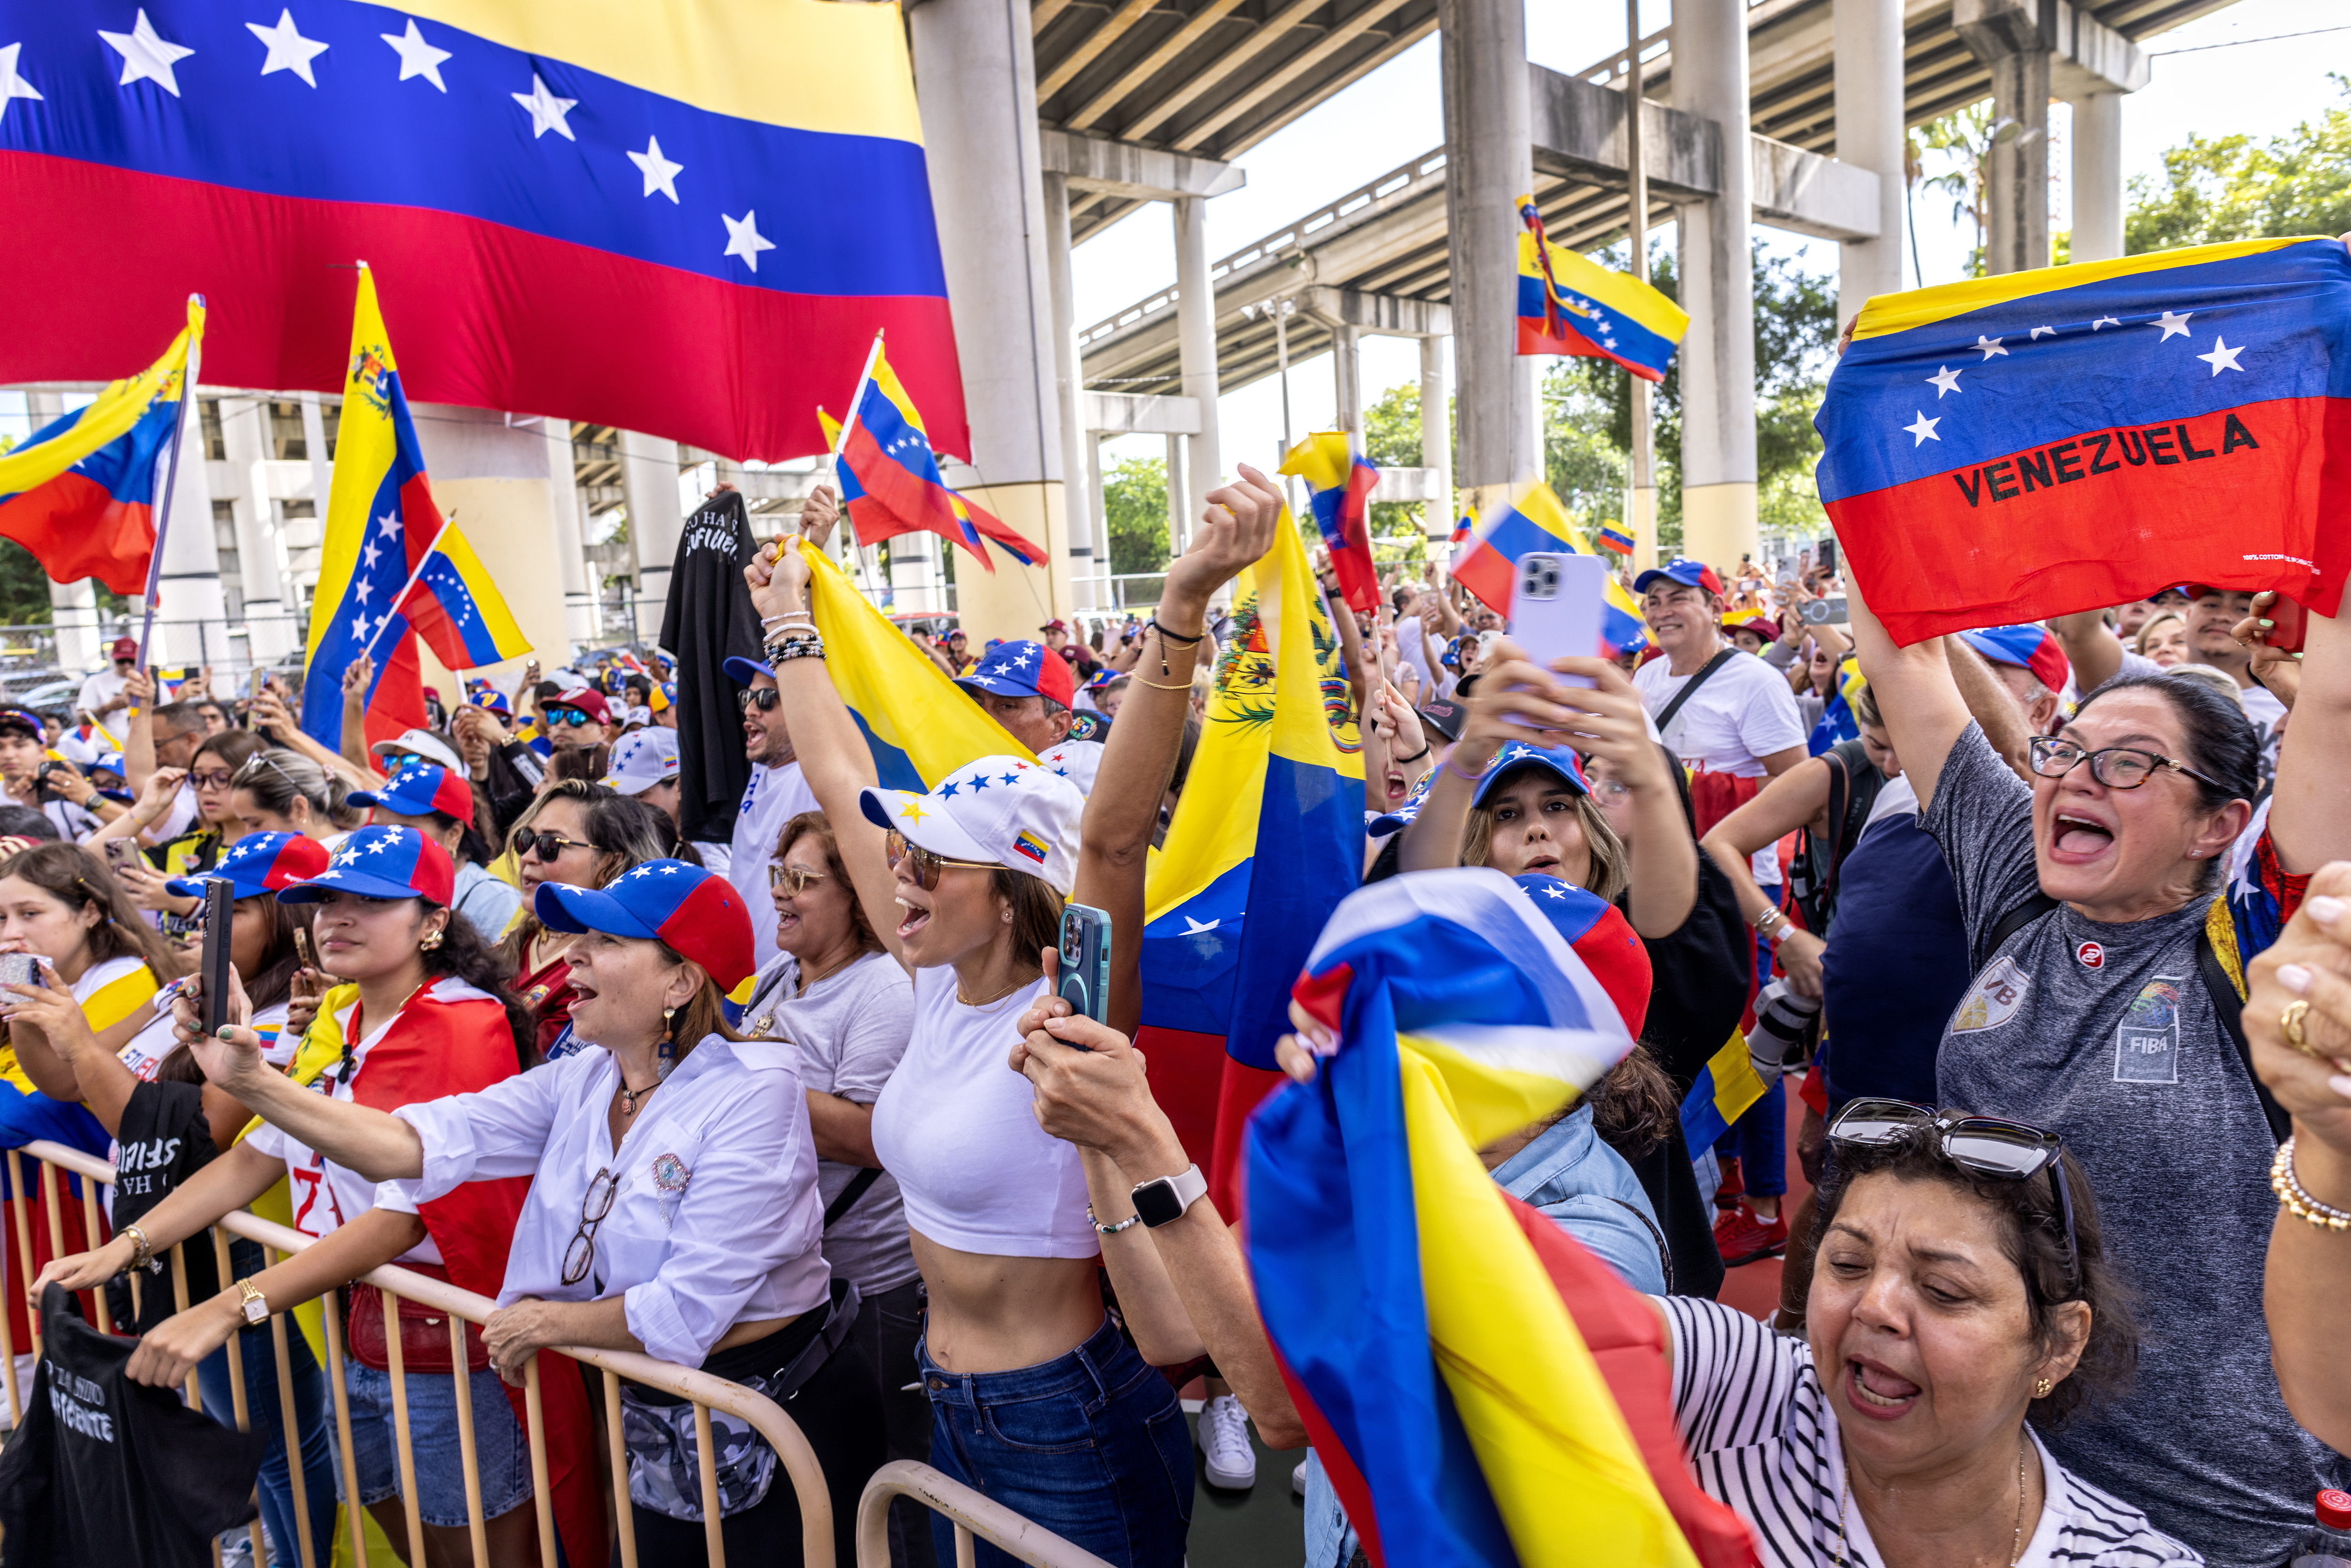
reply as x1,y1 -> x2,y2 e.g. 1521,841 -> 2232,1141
1197,1393 -> 1256,1489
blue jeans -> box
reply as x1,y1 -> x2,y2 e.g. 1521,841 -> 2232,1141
919,1316 -> 1191,1568
341,1358 -> 534,1527
1716,1078 -> 1789,1199
198,1321 -> 339,1563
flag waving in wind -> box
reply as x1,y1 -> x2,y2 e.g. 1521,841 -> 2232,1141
1280,433 -> 1381,614
821,340 -> 1047,571
1518,197 -> 1689,382
0,297 -> 201,594
1453,481 -> 1649,654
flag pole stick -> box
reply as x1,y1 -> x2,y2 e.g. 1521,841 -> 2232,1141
135,294 -> 205,677
825,331 -> 888,605
360,513 -> 454,664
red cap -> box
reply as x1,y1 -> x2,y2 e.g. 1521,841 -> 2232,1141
2318,1490 -> 2351,1530
109,637 -> 137,661
547,686 -> 611,726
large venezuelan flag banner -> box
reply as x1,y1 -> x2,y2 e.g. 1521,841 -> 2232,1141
1138,514 -> 1363,1205
0,0 -> 963,462
1819,237 -> 2351,644
1248,870 -> 1756,1568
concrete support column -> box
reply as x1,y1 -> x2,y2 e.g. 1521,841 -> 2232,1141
1438,0 -> 1539,505
1835,0 -> 1909,324
1042,172 -> 1097,610
151,397 -> 230,669
1673,0 -> 1760,569
2069,91 -> 2125,262
412,406 -> 572,694
1162,434 -> 1187,558
1419,334 -> 1453,551
910,0 -> 1072,641
544,420 -> 595,650
217,395 -> 293,663
1956,0 -> 2052,275
618,431 -> 683,642
1173,194 -> 1223,528
1086,433 -> 1111,606
1332,323 -> 1364,448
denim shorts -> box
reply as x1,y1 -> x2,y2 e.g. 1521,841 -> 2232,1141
339,1358 -> 534,1528
919,1315 -> 1191,1568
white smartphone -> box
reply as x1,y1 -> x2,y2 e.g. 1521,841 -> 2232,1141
1507,552 -> 1608,690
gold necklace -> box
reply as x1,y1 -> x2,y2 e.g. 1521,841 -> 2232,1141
1836,1435 -> 2028,1568
956,972 -> 1034,1009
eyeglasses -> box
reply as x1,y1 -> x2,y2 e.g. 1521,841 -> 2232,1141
1827,1097 -> 2081,1294
737,688 -> 779,713
768,863 -> 828,894
2027,735 -> 2221,792
545,709 -> 597,729
190,770 -> 235,791
513,827 -> 592,860
884,829 -> 997,890
561,1167 -> 617,1285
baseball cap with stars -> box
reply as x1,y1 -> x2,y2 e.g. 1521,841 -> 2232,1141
166,832 -> 331,901
859,753 -> 1084,896
275,825 -> 456,906
955,639 -> 1075,708
534,858 -> 755,993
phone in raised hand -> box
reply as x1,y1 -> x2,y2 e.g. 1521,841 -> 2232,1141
1507,551 -> 1608,690
1055,904 -> 1112,1027
199,878 -> 235,1036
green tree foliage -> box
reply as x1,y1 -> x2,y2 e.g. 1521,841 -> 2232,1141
0,544 -> 59,625
2125,76 -> 2351,253
1914,103 -> 1996,278
1102,454 -> 1172,576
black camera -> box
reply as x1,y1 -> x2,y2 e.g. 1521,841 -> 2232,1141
32,761 -> 74,804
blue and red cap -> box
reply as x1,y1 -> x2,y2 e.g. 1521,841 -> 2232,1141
1472,741 -> 1592,806
1958,623 -> 2070,696
532,859 -> 756,992
351,764 -> 475,824
276,826 -> 456,907
1633,557 -> 1725,598
956,639 -> 1075,707
1512,874 -> 1653,1037
0,707 -> 44,740
166,831 -> 331,900
722,655 -> 774,687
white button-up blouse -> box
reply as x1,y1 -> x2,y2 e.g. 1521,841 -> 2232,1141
382,1033 -> 830,1367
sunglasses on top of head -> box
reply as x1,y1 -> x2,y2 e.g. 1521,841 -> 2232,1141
1827,1097 -> 2081,1294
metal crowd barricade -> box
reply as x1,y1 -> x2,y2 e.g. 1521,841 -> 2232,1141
856,1461 -> 1119,1568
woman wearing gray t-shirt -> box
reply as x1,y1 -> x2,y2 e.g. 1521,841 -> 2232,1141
740,810 -> 929,1566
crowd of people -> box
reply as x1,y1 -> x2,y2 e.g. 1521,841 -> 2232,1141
0,457 -> 2343,1568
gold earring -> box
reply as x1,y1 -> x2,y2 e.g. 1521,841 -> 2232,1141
421,926 -> 444,951
2031,1377 -> 2053,1400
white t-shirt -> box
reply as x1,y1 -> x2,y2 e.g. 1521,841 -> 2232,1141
728,761 -> 820,971
1635,646 -> 1805,883
146,782 -> 198,847
1664,1297 -> 2200,1567
868,966 -> 1097,1260
76,668 -> 129,717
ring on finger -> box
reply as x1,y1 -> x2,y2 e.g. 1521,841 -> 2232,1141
2283,998 -> 2318,1055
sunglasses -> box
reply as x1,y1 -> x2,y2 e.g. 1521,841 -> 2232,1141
1827,1097 -> 2081,1294
738,688 -> 780,713
562,1167 -> 617,1286
545,709 -> 597,728
768,863 -> 828,894
883,829 -> 997,890
513,828 -> 593,861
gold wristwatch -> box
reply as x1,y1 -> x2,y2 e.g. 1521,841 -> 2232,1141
235,1278 -> 269,1326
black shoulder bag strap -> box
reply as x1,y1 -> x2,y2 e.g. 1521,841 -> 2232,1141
2195,928 -> 2293,1144
1981,890 -> 2061,970
1652,648 -> 1739,739
823,1166 -> 886,1229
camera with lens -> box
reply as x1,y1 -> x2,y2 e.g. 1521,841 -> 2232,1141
33,761 -> 76,804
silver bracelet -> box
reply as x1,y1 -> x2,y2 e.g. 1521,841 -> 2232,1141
1086,1203 -> 1140,1236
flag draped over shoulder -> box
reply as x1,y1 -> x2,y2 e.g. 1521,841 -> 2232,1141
1452,481 -> 1649,654
803,544 -> 1031,791
1138,516 -> 1364,1201
1249,870 -> 1756,1568
1818,236 -> 2351,644
1280,433 -> 1381,614
0,297 -> 200,594
820,343 -> 1047,570
1517,197 -> 1689,382
300,265 -> 434,754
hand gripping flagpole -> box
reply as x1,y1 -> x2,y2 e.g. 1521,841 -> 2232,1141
360,513 -> 455,665
135,293 -> 205,676
824,330 -> 887,603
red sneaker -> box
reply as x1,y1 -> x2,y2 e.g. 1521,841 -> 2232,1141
1714,1204 -> 1789,1267
1714,1155 -> 1745,1210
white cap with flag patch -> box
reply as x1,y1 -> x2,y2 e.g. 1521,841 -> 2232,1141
859,753 -> 1083,896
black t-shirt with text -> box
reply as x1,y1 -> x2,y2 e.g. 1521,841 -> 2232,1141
108,1080 -> 261,1334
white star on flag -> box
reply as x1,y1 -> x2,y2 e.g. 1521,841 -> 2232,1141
512,72 -> 577,140
1182,915 -> 1220,934
352,579 -> 372,604
0,43 -> 44,120
99,10 -> 195,96
361,541 -> 381,569
376,513 -> 401,540
2155,309 -> 2194,340
349,614 -> 371,643
1927,365 -> 1963,398
1903,411 -> 1942,446
2197,337 -> 2247,376
628,135 -> 683,203
246,9 -> 327,87
2029,326 -> 2055,340
379,18 -> 449,91
721,210 -> 774,272
1974,335 -> 2008,360
2092,315 -> 2121,330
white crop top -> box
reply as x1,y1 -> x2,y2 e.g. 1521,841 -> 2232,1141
869,966 -> 1099,1260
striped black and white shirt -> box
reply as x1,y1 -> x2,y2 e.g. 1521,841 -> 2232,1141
1663,1298 -> 2201,1568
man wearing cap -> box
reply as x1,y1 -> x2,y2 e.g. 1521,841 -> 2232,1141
1633,559 -> 1808,818
0,707 -> 103,842
722,657 -> 820,969
76,638 -> 140,721
538,686 -> 614,755
957,639 -> 1103,794
603,728 -> 682,832
1953,625 -> 2069,737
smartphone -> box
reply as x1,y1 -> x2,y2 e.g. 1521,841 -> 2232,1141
1507,551 -> 1609,689
102,839 -> 137,874
199,879 -> 235,1036
0,953 -> 38,1012
1055,904 -> 1112,1027
2266,593 -> 2310,654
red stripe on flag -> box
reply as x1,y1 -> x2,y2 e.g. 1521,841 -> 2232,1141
1517,316 -> 1665,383
392,473 -> 473,670
0,473 -> 156,595
364,634 -> 429,752
1828,395 -> 2351,644
1207,1056 -> 1289,1217
1132,1023 -> 1227,1174
841,421 -> 991,570
0,151 -> 967,463
1451,537 -> 1516,614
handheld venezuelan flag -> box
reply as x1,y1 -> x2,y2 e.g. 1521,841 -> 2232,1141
393,516 -> 532,671
1518,197 -> 1689,383
820,340 -> 1047,571
1453,481 -> 1649,654
0,296 -> 201,595
1137,512 -> 1364,1204
1678,1028 -> 1771,1152
802,543 -> 1032,792
1450,507 -> 1475,549
0,0 -> 961,464
1249,870 -> 1757,1568
1819,237 -> 2351,643
1596,523 -> 1635,557
1279,433 -> 1382,615
1806,654 -> 1868,756
300,263 -> 436,754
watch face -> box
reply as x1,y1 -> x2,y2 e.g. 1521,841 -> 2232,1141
243,1300 -> 268,1324
1131,1178 -> 1183,1229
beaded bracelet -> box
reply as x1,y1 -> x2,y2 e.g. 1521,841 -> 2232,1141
1130,674 -> 1192,692
2272,1135 -> 2351,1232
1087,1203 -> 1141,1236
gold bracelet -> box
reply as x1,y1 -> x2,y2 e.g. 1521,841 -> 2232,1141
1130,674 -> 1193,691
122,1222 -> 152,1271
2272,1135 -> 2351,1232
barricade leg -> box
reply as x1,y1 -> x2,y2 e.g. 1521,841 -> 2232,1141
321,1293 -> 369,1568
604,1368 -> 639,1568
694,1401 -> 726,1565
379,1286 -> 427,1559
449,1315 -> 490,1566
79,1180 -> 109,1334
523,1355 -> 559,1568
265,1246 -> 319,1568
211,1227 -> 268,1568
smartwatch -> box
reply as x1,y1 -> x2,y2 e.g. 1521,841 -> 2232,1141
1129,1163 -> 1208,1229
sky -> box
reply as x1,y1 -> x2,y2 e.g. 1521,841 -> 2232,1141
1078,0 -> 2351,497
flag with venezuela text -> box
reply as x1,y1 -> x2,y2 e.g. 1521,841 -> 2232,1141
1818,237 -> 2351,644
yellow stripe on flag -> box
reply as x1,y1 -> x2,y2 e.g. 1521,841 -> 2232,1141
1849,236 -> 2314,340
1707,1029 -> 1768,1129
